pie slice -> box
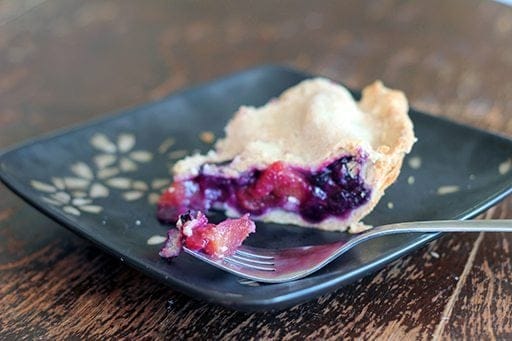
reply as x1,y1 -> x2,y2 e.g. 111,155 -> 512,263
158,78 -> 416,232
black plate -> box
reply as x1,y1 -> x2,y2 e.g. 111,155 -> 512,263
1,65 -> 511,311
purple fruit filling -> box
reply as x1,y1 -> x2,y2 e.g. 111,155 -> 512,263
158,154 -> 371,224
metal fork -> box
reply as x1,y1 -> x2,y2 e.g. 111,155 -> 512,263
183,219 -> 512,283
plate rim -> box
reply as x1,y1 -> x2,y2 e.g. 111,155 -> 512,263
1,64 -> 511,311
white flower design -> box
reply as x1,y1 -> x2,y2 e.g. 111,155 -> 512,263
90,133 -> 153,177
30,178 -> 103,216
68,162 -> 110,198
104,177 -> 170,203
30,132 -> 176,218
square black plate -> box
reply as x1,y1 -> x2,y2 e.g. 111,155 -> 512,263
1,65 -> 511,311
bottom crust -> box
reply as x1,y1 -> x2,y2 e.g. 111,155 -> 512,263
226,201 -> 373,233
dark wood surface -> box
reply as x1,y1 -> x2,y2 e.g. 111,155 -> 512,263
1,0 -> 512,339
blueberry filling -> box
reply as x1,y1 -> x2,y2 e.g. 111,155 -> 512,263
158,155 -> 371,224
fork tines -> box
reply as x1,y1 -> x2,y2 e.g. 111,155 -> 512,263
224,249 -> 275,271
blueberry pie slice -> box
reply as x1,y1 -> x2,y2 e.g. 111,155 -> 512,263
158,78 -> 416,232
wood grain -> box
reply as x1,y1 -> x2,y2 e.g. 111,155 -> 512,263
0,0 -> 511,339
442,203 -> 512,340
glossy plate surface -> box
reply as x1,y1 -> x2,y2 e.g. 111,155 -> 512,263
1,65 -> 511,311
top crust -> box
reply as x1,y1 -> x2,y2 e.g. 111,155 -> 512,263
173,78 -> 415,180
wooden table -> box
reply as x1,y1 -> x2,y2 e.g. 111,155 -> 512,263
1,0 -> 511,339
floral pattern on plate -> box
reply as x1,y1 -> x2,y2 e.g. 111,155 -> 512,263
29,132 -> 187,216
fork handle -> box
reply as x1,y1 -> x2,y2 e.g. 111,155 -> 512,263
368,219 -> 512,236
341,219 -> 512,253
